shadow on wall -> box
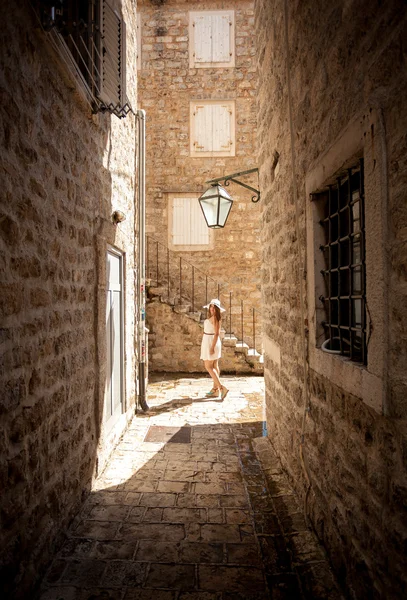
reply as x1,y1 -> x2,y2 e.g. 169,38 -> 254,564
0,2 -> 133,598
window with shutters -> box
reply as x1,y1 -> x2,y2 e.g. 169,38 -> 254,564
31,0 -> 129,117
168,194 -> 213,251
189,10 -> 235,68
190,100 -> 235,157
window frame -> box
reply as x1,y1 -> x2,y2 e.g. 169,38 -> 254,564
105,245 -> 125,433
168,193 -> 214,252
313,159 -> 367,364
190,100 -> 236,158
306,110 -> 389,414
189,10 -> 235,69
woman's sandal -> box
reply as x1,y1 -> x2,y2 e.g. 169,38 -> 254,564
220,386 -> 229,400
206,388 -> 219,397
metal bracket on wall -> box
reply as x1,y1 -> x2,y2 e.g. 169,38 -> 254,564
206,167 -> 260,203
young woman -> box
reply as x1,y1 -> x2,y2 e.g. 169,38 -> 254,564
200,299 -> 229,399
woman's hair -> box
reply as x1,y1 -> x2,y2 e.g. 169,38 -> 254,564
212,304 -> 221,322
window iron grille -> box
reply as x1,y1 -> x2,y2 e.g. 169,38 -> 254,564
315,158 -> 367,364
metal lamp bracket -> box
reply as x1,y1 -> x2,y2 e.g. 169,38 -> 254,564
206,168 -> 260,203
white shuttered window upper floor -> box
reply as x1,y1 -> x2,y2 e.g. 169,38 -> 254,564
189,10 -> 235,68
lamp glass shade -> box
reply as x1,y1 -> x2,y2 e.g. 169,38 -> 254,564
198,184 -> 233,228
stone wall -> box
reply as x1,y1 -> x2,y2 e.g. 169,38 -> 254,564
0,1 -> 139,597
255,0 -> 407,598
138,0 -> 262,347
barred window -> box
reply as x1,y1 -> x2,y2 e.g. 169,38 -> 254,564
316,159 -> 367,363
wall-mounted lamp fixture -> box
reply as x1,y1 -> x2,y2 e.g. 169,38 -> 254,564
112,210 -> 126,225
198,167 -> 260,229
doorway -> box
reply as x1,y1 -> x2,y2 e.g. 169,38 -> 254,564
105,247 -> 124,431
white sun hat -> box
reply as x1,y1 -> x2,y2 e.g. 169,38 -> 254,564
203,298 -> 226,312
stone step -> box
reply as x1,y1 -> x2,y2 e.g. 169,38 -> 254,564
174,304 -> 192,314
222,335 -> 263,363
148,285 -> 167,297
247,348 -> 262,357
187,311 -> 203,322
222,334 -> 239,346
235,341 -> 250,352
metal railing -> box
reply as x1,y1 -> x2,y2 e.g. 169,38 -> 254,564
147,235 -> 262,356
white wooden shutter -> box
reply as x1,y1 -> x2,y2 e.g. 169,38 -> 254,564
211,14 -> 231,63
172,198 -> 209,246
100,0 -> 126,106
190,11 -> 234,68
191,200 -> 210,245
193,104 -> 213,152
191,101 -> 235,157
194,14 -> 212,64
212,104 -> 232,152
172,197 -> 187,245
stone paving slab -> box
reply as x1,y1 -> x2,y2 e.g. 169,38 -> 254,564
37,374 -> 344,600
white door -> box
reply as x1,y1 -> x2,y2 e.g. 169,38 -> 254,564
105,249 -> 124,429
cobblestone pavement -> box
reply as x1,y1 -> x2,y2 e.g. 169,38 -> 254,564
38,374 -> 344,600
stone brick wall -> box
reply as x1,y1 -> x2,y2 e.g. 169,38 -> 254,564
255,0 -> 407,598
0,1 -> 139,597
138,0 -> 262,359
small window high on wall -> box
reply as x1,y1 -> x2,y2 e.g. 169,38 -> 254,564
189,11 -> 235,68
190,100 -> 235,157
169,194 -> 212,251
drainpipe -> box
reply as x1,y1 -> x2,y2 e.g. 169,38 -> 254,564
136,109 -> 149,412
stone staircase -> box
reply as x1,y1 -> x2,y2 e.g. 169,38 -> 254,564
147,286 -> 264,374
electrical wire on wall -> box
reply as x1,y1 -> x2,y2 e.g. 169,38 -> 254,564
283,0 -> 312,523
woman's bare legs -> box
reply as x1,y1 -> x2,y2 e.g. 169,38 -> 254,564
211,359 -> 229,399
204,360 -> 222,390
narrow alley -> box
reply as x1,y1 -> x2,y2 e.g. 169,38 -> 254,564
37,375 -> 342,600
2,1 -> 407,599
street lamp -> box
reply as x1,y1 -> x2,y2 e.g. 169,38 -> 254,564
198,167 -> 260,229
198,183 -> 233,229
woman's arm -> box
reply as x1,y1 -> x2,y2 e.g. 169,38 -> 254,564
210,319 -> 220,354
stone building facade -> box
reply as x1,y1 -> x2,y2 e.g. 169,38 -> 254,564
255,0 -> 407,598
137,0 -> 262,370
0,1 -> 140,597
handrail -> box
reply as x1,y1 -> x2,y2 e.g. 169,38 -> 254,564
147,235 -> 218,285
146,234 -> 262,355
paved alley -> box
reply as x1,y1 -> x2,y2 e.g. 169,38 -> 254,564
37,375 -> 343,600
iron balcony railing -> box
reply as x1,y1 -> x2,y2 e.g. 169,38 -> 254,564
146,235 -> 262,357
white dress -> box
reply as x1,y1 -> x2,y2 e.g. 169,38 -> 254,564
200,318 -> 221,360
